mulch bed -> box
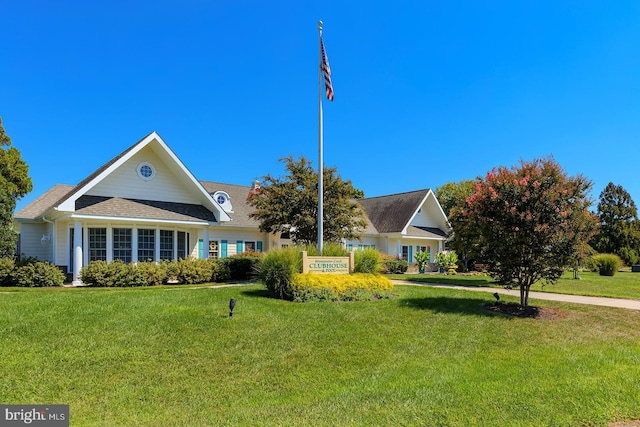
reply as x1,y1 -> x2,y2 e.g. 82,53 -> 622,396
483,302 -> 567,320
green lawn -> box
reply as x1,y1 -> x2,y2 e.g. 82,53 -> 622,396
1,284 -> 639,426
388,270 -> 640,300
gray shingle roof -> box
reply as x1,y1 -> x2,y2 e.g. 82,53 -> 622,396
75,196 -> 217,222
357,189 -> 430,233
15,184 -> 75,219
199,181 -> 260,227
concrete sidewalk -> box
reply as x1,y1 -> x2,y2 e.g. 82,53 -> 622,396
392,280 -> 640,311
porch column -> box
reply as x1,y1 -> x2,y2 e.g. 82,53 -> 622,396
131,227 -> 138,263
72,221 -> 83,285
203,228 -> 210,259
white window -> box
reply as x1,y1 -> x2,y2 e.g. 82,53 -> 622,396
209,240 -> 219,259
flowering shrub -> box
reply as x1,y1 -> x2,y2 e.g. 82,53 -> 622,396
460,157 -> 598,307
291,273 -> 393,302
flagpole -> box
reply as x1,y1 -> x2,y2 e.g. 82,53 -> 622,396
317,20 -> 324,255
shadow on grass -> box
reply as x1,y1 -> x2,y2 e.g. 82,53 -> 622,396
401,296 -> 508,318
239,288 -> 271,299
404,277 -> 495,287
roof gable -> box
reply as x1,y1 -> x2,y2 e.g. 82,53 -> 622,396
358,188 -> 449,235
53,132 -> 230,222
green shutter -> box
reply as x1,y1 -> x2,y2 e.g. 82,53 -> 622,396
347,244 -> 353,251
409,246 -> 413,262
237,240 -> 243,253
221,240 -> 228,258
198,239 -> 203,259
256,241 -> 262,252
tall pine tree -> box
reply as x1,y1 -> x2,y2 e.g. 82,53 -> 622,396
592,182 -> 640,265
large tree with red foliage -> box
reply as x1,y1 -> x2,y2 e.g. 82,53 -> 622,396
462,157 -> 597,307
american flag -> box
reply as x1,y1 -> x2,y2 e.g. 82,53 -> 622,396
320,37 -> 334,101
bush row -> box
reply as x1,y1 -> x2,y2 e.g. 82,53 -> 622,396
79,252 -> 266,287
0,257 -> 66,287
80,258 -> 232,287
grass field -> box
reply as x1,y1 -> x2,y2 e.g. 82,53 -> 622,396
388,270 -> 640,300
1,284 -> 639,426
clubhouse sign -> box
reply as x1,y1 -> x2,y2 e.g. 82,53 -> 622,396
301,251 -> 355,274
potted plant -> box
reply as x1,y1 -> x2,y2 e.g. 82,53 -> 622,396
436,250 -> 458,274
414,250 -> 430,274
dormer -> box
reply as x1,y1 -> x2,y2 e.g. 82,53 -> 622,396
213,191 -> 233,212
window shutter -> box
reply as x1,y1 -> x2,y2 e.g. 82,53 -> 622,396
257,241 -> 262,252
198,239 -> 203,259
237,240 -> 243,253
408,246 -> 413,262
348,244 -> 353,251
221,240 -> 228,258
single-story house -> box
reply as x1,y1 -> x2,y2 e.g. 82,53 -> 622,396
14,132 -> 450,284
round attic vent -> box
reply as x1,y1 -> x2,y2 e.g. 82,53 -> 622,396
137,162 -> 156,181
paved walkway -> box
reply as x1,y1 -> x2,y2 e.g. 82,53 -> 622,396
392,280 -> 640,311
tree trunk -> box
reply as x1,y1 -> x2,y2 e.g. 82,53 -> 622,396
519,286 -> 525,307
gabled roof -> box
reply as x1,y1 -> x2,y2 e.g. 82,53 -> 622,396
16,132 -> 230,223
15,184 -> 74,220
357,189 -> 432,233
199,181 -> 260,228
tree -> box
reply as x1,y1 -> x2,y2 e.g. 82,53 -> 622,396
463,157 -> 597,307
435,179 -> 477,217
591,182 -> 640,266
0,117 -> 33,258
247,156 -> 367,245
436,179 -> 479,271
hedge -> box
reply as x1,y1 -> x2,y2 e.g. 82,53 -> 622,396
291,273 -> 394,302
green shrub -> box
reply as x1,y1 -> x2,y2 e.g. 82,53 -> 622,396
382,257 -> 408,274
256,247 -> 300,299
320,243 -> 349,257
0,258 -> 16,286
436,250 -> 458,272
299,243 -> 348,257
81,260 -> 148,287
176,258 -> 213,284
221,251 -> 263,281
291,273 -> 393,302
209,258 -> 231,283
136,261 -> 167,286
11,261 -> 65,287
162,260 -> 180,283
592,253 -> 622,276
354,248 -> 382,274
80,260 -> 111,286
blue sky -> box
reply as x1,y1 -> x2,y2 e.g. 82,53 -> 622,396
4,1 -> 640,213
